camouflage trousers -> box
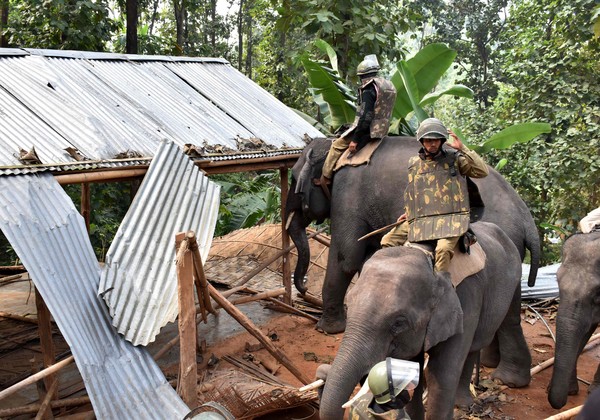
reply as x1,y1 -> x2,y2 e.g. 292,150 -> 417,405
380,221 -> 460,272
322,136 -> 352,179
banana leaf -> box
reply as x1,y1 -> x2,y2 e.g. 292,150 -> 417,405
396,62 -> 428,122
314,39 -> 340,74
391,43 -> 457,120
419,85 -> 474,107
300,54 -> 356,130
471,122 -> 552,153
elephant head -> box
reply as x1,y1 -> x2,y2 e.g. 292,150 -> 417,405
548,231 -> 600,409
285,138 -> 331,293
319,246 -> 463,420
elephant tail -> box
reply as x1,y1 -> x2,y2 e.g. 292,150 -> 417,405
525,216 -> 541,288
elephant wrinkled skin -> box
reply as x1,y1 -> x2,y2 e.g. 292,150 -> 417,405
319,222 -> 522,420
548,231 -> 600,409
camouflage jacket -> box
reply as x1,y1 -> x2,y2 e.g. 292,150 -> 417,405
342,77 -> 397,143
404,146 -> 488,242
349,393 -> 410,420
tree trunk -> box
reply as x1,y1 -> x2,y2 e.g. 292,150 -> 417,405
174,0 -> 186,54
237,0 -> 244,71
245,6 -> 252,78
0,0 -> 8,48
126,0 -> 138,54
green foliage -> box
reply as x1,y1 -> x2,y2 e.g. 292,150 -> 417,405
63,182 -> 132,262
0,231 -> 18,267
6,0 -> 117,50
211,171 -> 282,237
469,123 -> 552,154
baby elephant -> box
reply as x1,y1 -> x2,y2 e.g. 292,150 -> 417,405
319,221 -> 527,420
548,231 -> 600,409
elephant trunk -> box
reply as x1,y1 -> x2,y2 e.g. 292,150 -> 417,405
320,325 -> 385,419
548,306 -> 590,409
286,209 -> 311,294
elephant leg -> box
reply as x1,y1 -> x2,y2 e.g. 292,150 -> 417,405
589,362 -> 600,395
456,352 -> 478,409
480,335 -> 500,368
317,266 -> 355,334
491,285 -> 531,388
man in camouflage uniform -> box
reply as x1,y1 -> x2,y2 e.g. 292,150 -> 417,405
380,118 -> 488,274
320,54 -> 397,186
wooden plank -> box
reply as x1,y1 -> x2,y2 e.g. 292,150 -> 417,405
175,232 -> 197,408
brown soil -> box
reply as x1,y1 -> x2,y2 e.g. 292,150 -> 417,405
198,305 -> 600,420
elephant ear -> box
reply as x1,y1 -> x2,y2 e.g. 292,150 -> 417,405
424,276 -> 464,351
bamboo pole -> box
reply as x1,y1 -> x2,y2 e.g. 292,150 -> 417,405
206,282 -> 311,384
0,396 -> 91,417
531,333 -> 600,376
0,356 -> 74,401
175,233 -> 198,408
228,288 -> 286,306
0,311 -> 38,324
543,405 -> 582,420
34,379 -> 59,420
54,168 -> 147,185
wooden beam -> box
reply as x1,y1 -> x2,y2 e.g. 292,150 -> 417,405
81,183 -> 90,233
228,288 -> 286,306
0,396 -> 90,417
175,233 -> 197,408
35,288 -> 57,400
186,231 -> 217,320
54,169 -> 147,185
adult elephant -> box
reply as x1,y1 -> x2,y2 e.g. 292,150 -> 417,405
548,231 -> 600,409
319,222 -> 522,420
286,136 -> 539,386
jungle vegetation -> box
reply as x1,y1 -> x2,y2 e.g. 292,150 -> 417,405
0,0 -> 598,264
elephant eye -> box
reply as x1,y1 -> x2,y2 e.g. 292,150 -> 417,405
390,316 -> 410,336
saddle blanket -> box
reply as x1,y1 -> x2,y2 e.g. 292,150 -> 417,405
448,242 -> 486,287
333,138 -> 383,172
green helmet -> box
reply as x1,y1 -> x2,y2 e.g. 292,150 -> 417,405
357,54 -> 380,77
367,358 -> 420,405
416,117 -> 448,143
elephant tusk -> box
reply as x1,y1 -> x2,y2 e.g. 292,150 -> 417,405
285,211 -> 295,231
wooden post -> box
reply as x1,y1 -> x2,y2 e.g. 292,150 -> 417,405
280,167 -> 292,304
81,183 -> 90,233
175,233 -> 197,408
186,231 -> 217,320
34,289 -> 57,400
35,379 -> 59,420
205,282 -> 310,384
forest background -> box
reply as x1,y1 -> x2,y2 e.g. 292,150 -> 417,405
0,0 -> 598,265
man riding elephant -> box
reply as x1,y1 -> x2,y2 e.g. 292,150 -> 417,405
320,54 -> 397,190
381,117 -> 489,278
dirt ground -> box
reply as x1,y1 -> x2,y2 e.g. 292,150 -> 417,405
195,302 -> 600,420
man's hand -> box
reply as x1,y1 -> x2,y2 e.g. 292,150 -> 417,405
447,129 -> 464,150
397,213 -> 407,223
348,141 -> 358,154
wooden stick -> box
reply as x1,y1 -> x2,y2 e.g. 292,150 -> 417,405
0,356 -> 74,401
0,273 -> 23,282
206,282 -> 310,384
34,379 -> 59,420
55,168 -> 148,185
266,298 -> 320,323
543,405 -> 582,420
35,288 -> 57,398
0,396 -> 90,417
300,293 -> 323,308
531,333 -> 600,376
186,231 -> 217,318
299,379 -> 324,392
0,311 -> 38,324
228,288 -> 286,306
175,233 -> 198,408
281,167 -> 292,304
358,219 -> 405,242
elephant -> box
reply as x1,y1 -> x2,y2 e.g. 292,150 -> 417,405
318,221 -> 523,420
286,136 -> 539,386
548,231 -> 600,409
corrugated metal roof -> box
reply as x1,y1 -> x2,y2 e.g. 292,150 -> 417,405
0,48 -> 322,173
521,263 -> 560,300
99,140 -> 221,346
0,172 -> 189,419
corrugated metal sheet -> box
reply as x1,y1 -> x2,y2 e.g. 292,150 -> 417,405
0,173 -> 189,419
99,140 -> 221,345
521,263 -> 560,299
0,48 -> 322,173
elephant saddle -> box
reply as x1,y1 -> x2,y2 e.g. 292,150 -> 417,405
333,138 -> 384,172
448,242 -> 486,287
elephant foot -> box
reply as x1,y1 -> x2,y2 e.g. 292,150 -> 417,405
316,316 -> 346,334
480,346 -> 500,368
491,363 -> 531,388
455,387 -> 474,409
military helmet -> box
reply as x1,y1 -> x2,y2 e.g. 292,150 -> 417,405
416,118 -> 448,143
367,358 -> 420,405
357,54 -> 380,77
